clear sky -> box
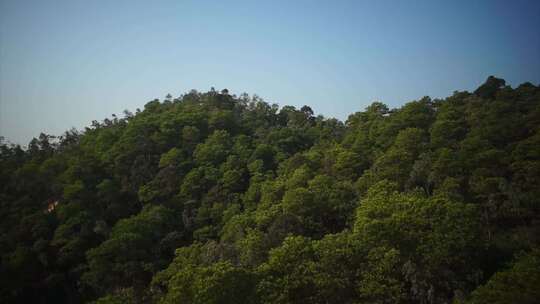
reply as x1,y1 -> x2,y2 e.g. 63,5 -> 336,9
1,0 -> 539,145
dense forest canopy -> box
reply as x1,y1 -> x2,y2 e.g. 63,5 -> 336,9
1,77 -> 539,303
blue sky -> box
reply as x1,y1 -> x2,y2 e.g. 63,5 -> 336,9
1,0 -> 539,145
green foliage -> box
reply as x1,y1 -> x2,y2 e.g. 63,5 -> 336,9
159,261 -> 258,304
82,205 -> 181,294
1,79 -> 539,303
354,180 -> 482,303
466,249 -> 540,304
257,236 -> 318,303
194,130 -> 232,165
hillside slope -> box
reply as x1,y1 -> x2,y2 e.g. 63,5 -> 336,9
1,77 -> 539,303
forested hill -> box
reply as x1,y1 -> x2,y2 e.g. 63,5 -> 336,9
1,76 -> 539,304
